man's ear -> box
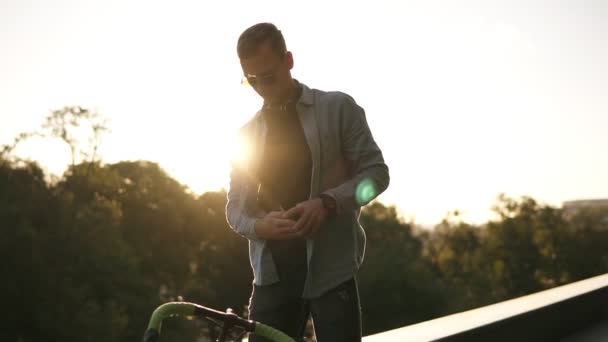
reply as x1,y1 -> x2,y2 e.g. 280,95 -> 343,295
286,51 -> 294,70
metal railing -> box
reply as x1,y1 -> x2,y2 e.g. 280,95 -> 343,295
364,273 -> 608,342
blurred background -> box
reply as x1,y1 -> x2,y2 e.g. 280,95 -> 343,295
1,0 -> 607,340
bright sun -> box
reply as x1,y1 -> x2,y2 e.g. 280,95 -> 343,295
156,130 -> 254,196
228,133 -> 253,169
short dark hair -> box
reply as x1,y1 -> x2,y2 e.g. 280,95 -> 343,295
237,23 -> 286,59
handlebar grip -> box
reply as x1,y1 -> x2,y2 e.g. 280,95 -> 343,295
144,302 -> 197,341
254,322 -> 296,342
143,329 -> 159,342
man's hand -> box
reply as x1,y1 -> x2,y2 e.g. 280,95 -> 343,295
282,198 -> 329,238
254,211 -> 299,240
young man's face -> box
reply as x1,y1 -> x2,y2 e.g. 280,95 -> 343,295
240,40 -> 293,102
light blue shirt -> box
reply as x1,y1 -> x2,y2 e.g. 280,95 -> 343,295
225,81 -> 390,299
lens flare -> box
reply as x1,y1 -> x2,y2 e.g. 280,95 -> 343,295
356,178 -> 377,205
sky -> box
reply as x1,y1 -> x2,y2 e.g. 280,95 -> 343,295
1,0 -> 607,225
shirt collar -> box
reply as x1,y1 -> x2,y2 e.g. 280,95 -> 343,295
297,80 -> 314,106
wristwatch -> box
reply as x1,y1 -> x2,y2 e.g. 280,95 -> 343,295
319,193 -> 337,217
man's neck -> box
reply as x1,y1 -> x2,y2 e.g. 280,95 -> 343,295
284,79 -> 299,102
267,79 -> 300,105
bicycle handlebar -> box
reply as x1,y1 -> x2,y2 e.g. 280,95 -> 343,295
143,302 -> 295,342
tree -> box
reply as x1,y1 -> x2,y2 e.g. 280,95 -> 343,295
423,217 -> 490,311
358,202 -> 447,335
42,106 -> 109,169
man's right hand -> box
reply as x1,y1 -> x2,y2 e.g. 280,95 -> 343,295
254,211 -> 299,240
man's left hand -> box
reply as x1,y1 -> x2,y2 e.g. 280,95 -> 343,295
282,198 -> 328,238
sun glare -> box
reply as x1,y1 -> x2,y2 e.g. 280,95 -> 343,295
228,133 -> 253,170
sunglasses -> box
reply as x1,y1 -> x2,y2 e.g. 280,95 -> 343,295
241,53 -> 286,87
241,72 -> 278,87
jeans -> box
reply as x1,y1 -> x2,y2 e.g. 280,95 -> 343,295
247,274 -> 362,342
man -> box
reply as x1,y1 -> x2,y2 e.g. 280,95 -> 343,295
226,22 -> 389,341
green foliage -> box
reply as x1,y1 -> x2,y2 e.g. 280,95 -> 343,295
358,203 -> 447,334
2,122 -> 607,340
0,158 -> 250,341
423,194 -> 608,314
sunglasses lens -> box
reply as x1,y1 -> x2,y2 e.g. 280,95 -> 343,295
242,73 -> 276,88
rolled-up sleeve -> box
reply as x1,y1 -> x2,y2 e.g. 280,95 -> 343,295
321,95 -> 390,215
225,130 -> 263,242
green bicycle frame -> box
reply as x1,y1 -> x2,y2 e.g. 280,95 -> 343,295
143,302 -> 295,342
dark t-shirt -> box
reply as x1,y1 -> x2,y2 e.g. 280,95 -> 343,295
258,84 -> 310,279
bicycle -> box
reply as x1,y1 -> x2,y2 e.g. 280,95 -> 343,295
143,301 -> 296,342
